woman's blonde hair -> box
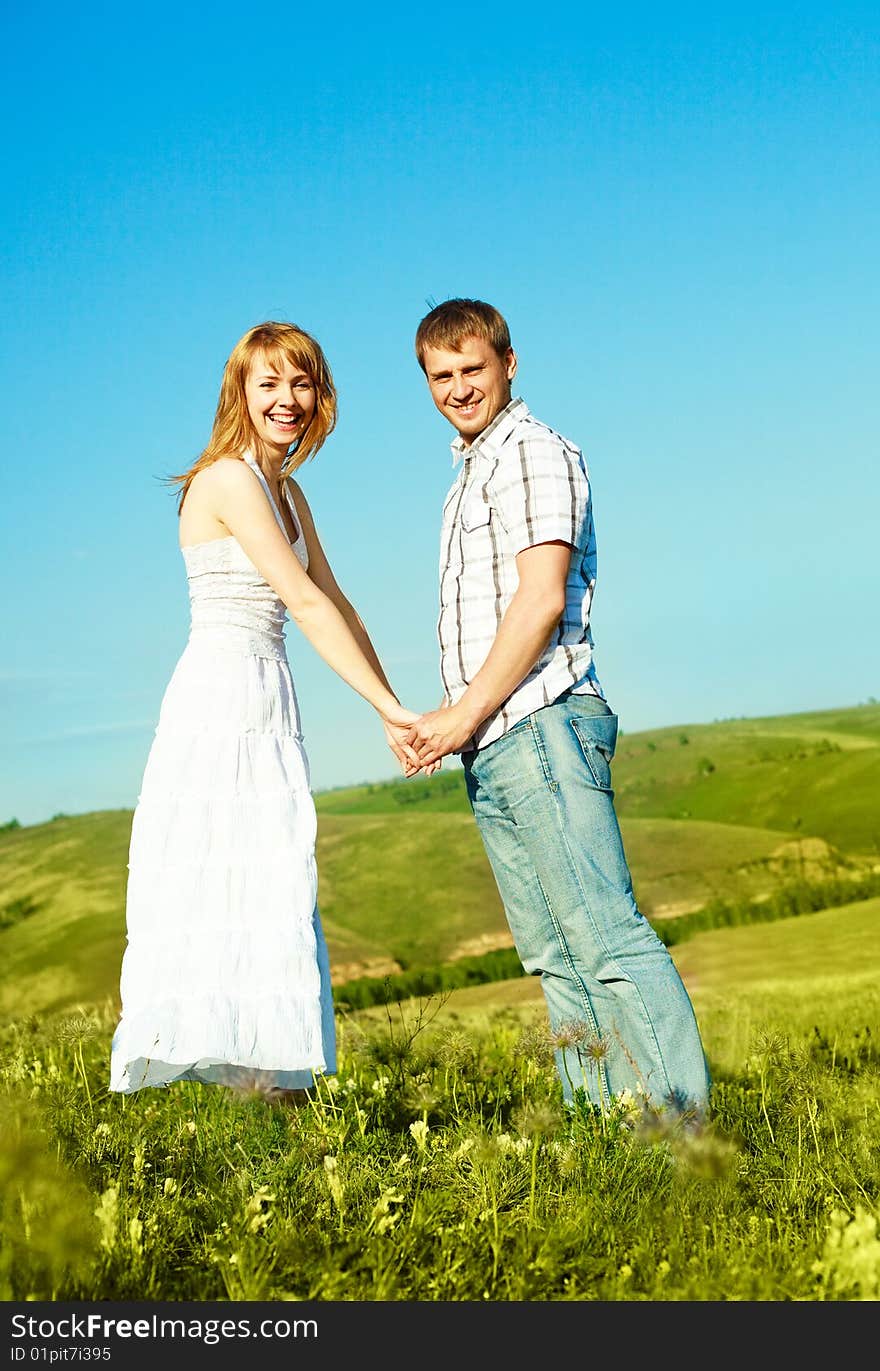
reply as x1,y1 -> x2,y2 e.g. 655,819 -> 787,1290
170,321 -> 337,510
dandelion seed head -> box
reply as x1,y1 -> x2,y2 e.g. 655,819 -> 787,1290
404,1080 -> 442,1115
56,1015 -> 98,1045
513,1025 -> 555,1066
549,1019 -> 593,1050
512,1102 -> 561,1139
582,1033 -> 610,1062
548,1134 -> 579,1170
471,1134 -> 503,1165
435,1028 -> 477,1067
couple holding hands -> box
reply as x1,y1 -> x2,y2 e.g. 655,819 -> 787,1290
109,298 -> 710,1122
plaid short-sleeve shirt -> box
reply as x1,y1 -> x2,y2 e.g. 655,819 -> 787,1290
438,396 -> 604,753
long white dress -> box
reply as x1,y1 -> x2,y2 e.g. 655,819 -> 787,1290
109,453 -> 336,1094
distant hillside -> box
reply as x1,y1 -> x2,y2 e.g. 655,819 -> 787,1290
1,702 -> 877,1022
315,702 -> 880,856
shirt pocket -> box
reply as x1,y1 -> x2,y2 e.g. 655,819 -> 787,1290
461,497 -> 491,532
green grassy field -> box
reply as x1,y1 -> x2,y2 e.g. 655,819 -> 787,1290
1,703 -> 878,1303
1,898 -> 878,1302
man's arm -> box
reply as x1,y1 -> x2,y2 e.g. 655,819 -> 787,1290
408,541 -> 571,764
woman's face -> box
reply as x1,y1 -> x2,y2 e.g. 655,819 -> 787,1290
245,351 -> 317,459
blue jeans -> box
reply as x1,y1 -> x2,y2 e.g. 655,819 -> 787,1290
463,692 -> 711,1115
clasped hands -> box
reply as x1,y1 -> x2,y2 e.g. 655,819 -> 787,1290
383,701 -> 477,777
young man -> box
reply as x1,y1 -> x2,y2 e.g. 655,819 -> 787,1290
406,297 -> 711,1119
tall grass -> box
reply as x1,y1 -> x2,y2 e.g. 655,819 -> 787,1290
1,994 -> 878,1302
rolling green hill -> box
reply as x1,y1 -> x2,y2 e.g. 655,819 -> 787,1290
1,701 -> 877,1023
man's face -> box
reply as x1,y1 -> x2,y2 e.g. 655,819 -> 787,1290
422,335 -> 518,445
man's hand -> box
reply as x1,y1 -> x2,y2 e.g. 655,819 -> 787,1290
409,702 -> 477,765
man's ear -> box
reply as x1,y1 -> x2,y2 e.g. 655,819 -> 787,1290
506,348 -> 518,382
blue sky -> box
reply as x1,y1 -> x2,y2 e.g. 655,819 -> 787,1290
2,2 -> 878,826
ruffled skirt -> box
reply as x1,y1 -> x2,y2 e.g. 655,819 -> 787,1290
109,638 -> 336,1093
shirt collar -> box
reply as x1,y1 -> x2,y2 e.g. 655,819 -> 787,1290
450,396 -> 529,466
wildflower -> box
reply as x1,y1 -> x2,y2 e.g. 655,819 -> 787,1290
128,1216 -> 144,1257
549,1019 -> 593,1050
552,1141 -> 579,1177
436,1028 -> 477,1068
132,1145 -> 147,1182
582,1033 -> 610,1062
94,1187 -> 119,1254
470,1134 -> 503,1165
513,1024 -> 555,1066
322,1154 -> 345,1212
408,1119 -> 429,1151
813,1207 -> 880,1299
56,1015 -> 98,1045
163,1177 -> 178,1198
184,1121 -> 197,1136
609,1087 -> 642,1128
245,1186 -> 276,1233
512,1102 -> 561,1139
371,1189 -> 404,1236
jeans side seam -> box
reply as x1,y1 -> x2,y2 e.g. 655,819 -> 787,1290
528,725 -> 615,1103
532,867 -> 610,1106
530,716 -> 675,1099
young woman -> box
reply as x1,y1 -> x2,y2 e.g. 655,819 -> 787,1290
109,321 -> 422,1097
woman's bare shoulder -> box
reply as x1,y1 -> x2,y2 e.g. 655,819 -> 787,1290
192,456 -> 251,490
182,459 -> 255,527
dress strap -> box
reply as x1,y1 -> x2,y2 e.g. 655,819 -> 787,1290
242,451 -> 292,543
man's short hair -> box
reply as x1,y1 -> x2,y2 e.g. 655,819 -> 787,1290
415,298 -> 512,372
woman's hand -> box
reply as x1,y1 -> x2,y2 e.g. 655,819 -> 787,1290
382,702 -> 420,730
382,706 -> 442,777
